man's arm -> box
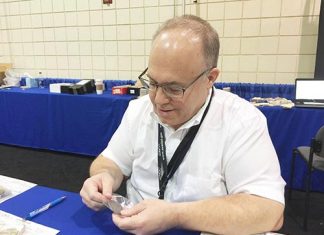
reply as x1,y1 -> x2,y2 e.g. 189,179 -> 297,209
80,155 -> 124,211
174,193 -> 284,235
114,193 -> 284,235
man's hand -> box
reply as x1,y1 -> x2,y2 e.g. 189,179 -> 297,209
112,199 -> 179,235
80,172 -> 115,211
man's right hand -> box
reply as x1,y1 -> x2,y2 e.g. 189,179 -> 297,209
80,172 -> 115,211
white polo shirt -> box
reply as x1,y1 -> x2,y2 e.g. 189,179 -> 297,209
102,88 -> 285,205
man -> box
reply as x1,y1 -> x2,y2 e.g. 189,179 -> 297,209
80,15 -> 285,235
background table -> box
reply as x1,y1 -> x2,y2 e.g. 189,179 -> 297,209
0,185 -> 198,235
1,84 -> 324,192
0,87 -> 134,156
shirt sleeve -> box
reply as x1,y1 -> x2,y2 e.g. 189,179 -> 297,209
101,100 -> 136,177
223,104 -> 286,205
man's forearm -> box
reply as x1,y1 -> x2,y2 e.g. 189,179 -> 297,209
173,193 -> 284,235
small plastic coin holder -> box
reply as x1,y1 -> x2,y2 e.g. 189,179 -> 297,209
103,194 -> 133,214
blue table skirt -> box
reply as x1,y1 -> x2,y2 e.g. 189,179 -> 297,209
259,106 -> 324,192
0,185 -> 198,235
0,87 -> 134,156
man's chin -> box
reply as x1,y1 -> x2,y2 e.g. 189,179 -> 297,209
155,110 -> 180,128
159,118 -> 183,130
157,117 -> 171,126
159,118 -> 172,126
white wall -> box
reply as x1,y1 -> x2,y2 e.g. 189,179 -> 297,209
0,0 -> 321,84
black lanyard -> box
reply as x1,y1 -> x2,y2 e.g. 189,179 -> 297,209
157,89 -> 214,199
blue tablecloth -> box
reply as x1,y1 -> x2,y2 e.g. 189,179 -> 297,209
0,87 -> 134,156
0,185 -> 198,235
20,79 -> 294,100
215,83 -> 295,100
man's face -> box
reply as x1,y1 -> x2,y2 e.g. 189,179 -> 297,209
147,29 -> 218,129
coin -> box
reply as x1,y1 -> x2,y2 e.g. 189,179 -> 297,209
104,200 -> 123,214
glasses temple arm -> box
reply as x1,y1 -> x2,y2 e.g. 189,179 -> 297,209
138,67 -> 149,88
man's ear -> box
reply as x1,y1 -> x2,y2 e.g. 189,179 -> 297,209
207,68 -> 220,87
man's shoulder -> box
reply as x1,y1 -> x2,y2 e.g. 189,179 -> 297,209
128,95 -> 152,109
125,95 -> 153,121
211,89 -> 264,122
213,89 -> 255,111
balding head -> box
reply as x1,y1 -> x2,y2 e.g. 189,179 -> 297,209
152,15 -> 220,68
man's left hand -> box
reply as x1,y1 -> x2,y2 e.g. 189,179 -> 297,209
112,199 -> 178,235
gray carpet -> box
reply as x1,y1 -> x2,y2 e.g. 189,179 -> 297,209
0,143 -> 93,192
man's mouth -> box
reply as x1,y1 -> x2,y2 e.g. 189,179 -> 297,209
157,108 -> 174,116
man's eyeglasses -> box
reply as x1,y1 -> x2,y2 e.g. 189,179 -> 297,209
138,67 -> 213,99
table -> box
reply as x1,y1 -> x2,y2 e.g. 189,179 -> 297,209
0,185 -> 198,235
259,106 -> 324,192
215,83 -> 295,100
0,87 -> 134,156
1,86 -> 324,192
0,83 -> 295,157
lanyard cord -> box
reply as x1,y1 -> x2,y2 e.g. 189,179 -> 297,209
157,88 -> 214,199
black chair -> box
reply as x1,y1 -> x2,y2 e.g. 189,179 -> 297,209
288,125 -> 324,231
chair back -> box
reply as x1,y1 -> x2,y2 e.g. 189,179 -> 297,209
315,125 -> 324,157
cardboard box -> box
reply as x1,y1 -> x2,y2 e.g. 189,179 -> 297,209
69,84 -> 86,95
49,83 -> 73,93
61,85 -> 73,94
60,84 -> 86,95
112,85 -> 129,95
127,86 -> 141,96
0,63 -> 12,86
75,79 -> 95,93
60,80 -> 95,95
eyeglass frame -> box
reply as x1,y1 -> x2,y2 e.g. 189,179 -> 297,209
138,67 -> 214,98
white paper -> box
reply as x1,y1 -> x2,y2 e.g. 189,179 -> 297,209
0,210 -> 59,235
0,175 -> 36,203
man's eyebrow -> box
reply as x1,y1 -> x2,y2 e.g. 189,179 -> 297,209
146,75 -> 183,86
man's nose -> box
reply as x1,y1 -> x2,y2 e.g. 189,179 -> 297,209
154,86 -> 170,104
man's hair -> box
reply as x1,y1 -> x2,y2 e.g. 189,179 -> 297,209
152,15 -> 220,68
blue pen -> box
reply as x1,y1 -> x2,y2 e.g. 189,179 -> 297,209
25,196 -> 66,220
